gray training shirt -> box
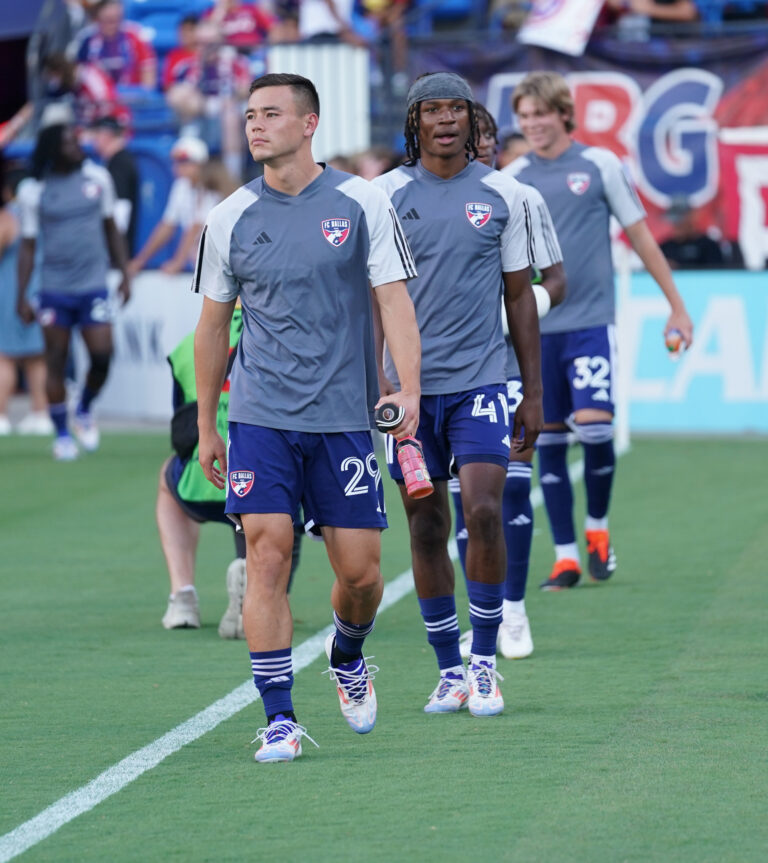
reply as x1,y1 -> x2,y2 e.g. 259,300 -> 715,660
504,141 -> 645,335
17,161 -> 115,294
194,166 -> 417,434
374,160 -> 531,396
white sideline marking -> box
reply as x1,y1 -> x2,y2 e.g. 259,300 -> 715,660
0,449 -> 615,861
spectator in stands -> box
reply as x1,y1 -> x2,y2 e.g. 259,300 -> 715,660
271,0 -> 301,42
602,0 -> 699,24
162,15 -> 199,92
327,153 -> 358,172
496,131 -> 530,170
77,0 -> 157,89
660,196 -> 727,269
128,137 -> 222,276
203,0 -> 274,51
89,114 -> 139,254
164,21 -> 251,178
359,0 -> 410,91
355,146 -> 399,180
299,0 -> 366,45
0,159 -> 52,437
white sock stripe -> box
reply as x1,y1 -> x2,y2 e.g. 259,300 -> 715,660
424,616 -> 459,632
507,463 -> 533,477
468,603 -> 503,619
447,477 -> 461,493
575,423 -> 614,444
333,612 -> 375,638
538,431 -> 570,446
250,658 -> 293,675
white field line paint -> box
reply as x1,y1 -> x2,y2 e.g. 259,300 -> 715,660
1,445 -> 625,861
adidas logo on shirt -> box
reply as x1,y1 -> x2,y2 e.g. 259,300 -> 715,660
402,208 -> 421,220
254,232 -> 272,245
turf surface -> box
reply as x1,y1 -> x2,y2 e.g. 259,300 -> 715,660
1,434 -> 766,861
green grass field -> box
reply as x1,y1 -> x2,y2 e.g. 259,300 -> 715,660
1,433 -> 767,862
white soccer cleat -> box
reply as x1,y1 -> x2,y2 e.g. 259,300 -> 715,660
16,411 -> 55,436
162,588 -> 200,629
424,671 -> 470,713
467,659 -> 505,717
497,611 -> 534,660
218,558 -> 246,639
73,412 -> 100,452
458,629 -> 473,660
53,435 -> 79,461
252,718 -> 318,763
323,632 -> 378,734
0,415 -> 12,436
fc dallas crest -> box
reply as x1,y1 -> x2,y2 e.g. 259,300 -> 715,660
465,202 -> 492,228
321,218 -> 351,246
566,172 -> 591,195
229,470 -> 254,497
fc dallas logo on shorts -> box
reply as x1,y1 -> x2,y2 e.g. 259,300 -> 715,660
229,470 -> 254,497
321,218 -> 351,246
465,202 -> 492,228
567,172 -> 591,195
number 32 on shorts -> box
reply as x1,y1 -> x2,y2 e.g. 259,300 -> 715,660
572,355 -> 610,392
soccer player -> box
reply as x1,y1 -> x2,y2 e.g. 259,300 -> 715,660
193,73 -> 420,762
16,122 -> 131,460
505,71 -> 694,589
452,105 -> 566,660
374,73 -> 543,716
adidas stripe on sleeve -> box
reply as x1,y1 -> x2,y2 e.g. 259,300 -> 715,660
523,183 -> 563,270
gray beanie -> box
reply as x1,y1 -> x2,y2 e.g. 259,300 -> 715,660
406,72 -> 474,110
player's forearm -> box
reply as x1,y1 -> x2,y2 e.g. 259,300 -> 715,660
505,278 -> 542,397
104,218 -> 129,276
540,262 -> 566,309
626,221 -> 687,313
132,222 -> 174,268
377,284 -> 421,395
194,302 -> 235,432
16,238 -> 35,299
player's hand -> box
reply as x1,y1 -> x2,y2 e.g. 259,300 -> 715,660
378,372 -> 396,397
665,308 -> 693,349
16,297 -> 36,325
127,258 -> 143,278
198,429 -> 227,489
117,276 -> 131,306
161,258 -> 183,275
511,395 -> 543,453
375,390 -> 420,439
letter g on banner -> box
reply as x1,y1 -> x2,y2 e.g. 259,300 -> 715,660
635,69 -> 722,208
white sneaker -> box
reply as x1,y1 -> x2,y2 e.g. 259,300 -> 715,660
467,659 -> 504,717
53,435 -> 79,461
73,412 -> 100,452
323,632 -> 378,734
253,718 -> 318,763
424,671 -> 469,713
162,588 -> 200,629
0,415 -> 11,436
498,611 -> 534,659
218,558 -> 246,639
459,629 -> 473,660
16,411 -> 55,436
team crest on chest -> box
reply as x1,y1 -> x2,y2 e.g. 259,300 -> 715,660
82,181 -> 100,200
229,470 -> 254,497
566,173 -> 591,195
321,218 -> 351,246
465,202 -> 492,228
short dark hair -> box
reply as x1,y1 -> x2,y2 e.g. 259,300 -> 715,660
249,73 -> 320,117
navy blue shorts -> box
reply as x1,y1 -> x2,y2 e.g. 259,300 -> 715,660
541,325 -> 616,424
165,456 -> 231,525
37,288 -> 113,329
226,423 -> 387,531
385,384 -> 510,483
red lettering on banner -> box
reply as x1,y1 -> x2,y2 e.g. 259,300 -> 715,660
570,73 -> 640,162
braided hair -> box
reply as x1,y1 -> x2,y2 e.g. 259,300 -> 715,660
403,100 -> 480,167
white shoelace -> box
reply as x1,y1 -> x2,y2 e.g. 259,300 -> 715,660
323,657 -> 379,704
252,719 -> 319,749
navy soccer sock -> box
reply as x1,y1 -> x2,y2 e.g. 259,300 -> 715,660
417,595 -> 462,671
77,386 -> 97,416
49,402 -> 69,438
467,579 -> 503,658
250,648 -> 294,720
537,430 -> 575,545
578,422 -> 616,521
332,612 -> 374,664
503,462 -> 533,602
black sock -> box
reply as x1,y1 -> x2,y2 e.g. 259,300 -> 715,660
331,644 -> 362,666
268,711 -> 297,724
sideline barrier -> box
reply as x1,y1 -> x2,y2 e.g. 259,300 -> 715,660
87,270 -> 768,433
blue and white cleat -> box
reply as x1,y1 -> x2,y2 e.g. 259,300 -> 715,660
73,412 -> 100,453
424,671 -> 469,713
252,717 -> 318,763
324,632 -> 378,734
467,659 -> 505,717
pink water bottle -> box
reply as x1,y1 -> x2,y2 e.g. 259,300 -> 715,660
396,436 -> 434,499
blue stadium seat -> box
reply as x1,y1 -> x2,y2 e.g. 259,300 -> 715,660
135,12 -> 183,54
128,136 -> 180,265
117,85 -> 177,136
